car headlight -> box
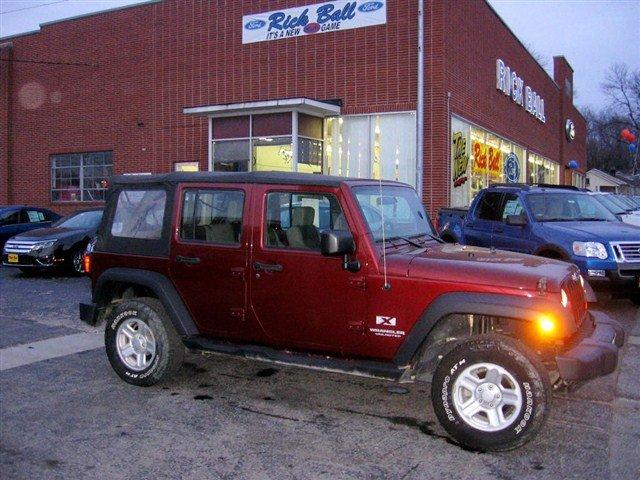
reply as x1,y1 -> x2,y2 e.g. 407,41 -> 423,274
31,240 -> 57,253
572,241 -> 608,260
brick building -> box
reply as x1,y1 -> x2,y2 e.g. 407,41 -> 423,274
0,0 -> 587,215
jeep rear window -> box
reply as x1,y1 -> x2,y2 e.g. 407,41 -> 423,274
111,190 -> 166,239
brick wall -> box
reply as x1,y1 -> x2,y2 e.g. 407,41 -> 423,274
0,42 -> 12,205
4,0 -> 586,215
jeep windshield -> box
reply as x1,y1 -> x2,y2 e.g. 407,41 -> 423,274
353,185 -> 437,243
526,193 -> 617,222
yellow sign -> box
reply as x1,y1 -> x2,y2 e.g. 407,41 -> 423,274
452,132 -> 469,187
472,140 -> 503,178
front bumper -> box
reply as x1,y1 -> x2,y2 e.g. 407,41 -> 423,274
1,252 -> 62,268
556,311 -> 625,382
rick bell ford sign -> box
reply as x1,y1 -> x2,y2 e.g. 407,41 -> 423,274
496,59 -> 546,123
242,1 -> 387,44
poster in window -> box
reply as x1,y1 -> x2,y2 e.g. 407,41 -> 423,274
452,131 -> 469,187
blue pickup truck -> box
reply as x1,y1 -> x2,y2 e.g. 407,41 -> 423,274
438,184 -> 640,303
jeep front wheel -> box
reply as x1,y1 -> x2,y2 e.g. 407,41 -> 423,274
105,297 -> 184,387
431,334 -> 550,451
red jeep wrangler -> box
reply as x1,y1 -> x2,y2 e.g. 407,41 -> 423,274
80,171 -> 624,451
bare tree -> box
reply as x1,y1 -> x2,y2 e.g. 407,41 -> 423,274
587,64 -> 640,174
602,64 -> 640,131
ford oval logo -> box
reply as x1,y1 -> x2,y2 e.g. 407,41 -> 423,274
304,22 -> 321,34
358,1 -> 383,13
245,19 -> 266,30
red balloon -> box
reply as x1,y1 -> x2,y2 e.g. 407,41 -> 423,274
621,128 -> 636,142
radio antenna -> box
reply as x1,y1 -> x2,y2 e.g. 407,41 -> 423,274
379,176 -> 391,290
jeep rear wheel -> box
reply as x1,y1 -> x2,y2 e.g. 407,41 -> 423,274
105,297 -> 184,387
431,334 -> 550,451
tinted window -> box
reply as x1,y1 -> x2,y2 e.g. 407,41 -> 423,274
111,190 -> 166,239
526,193 -> 616,222
500,194 -> 525,220
476,192 -> 504,221
0,210 -> 21,226
265,192 -> 344,250
180,189 -> 244,245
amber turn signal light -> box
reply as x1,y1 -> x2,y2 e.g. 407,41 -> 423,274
83,254 -> 91,274
538,315 -> 555,334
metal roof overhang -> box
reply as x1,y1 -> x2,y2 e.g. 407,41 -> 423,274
183,98 -> 341,118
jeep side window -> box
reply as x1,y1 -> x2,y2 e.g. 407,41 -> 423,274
180,189 -> 244,245
475,192 -> 504,221
500,194 -> 525,221
265,192 -> 345,250
111,190 -> 166,239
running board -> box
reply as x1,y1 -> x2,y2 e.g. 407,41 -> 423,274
183,336 -> 408,382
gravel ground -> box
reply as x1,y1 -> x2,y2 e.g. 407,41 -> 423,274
0,267 -> 638,480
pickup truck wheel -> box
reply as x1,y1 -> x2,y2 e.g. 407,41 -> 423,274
431,334 -> 550,452
105,298 -> 184,387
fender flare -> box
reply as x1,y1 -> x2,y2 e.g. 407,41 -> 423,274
393,292 -> 571,366
93,267 -> 199,337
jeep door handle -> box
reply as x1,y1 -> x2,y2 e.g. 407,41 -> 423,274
175,255 -> 200,265
253,261 -> 283,273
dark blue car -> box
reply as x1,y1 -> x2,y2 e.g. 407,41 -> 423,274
0,206 -> 60,250
439,185 -> 640,304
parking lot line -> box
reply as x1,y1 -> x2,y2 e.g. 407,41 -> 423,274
0,333 -> 103,371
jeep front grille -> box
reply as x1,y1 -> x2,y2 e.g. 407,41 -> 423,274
563,274 -> 586,326
611,242 -> 640,263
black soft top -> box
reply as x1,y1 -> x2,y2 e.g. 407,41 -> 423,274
109,171 -> 410,189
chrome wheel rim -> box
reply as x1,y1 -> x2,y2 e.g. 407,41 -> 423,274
116,318 -> 157,371
73,251 -> 84,273
452,362 -> 522,432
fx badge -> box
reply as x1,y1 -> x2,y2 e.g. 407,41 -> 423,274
376,315 -> 397,326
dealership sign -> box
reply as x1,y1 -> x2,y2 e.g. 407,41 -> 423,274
496,59 -> 546,123
242,1 -> 387,44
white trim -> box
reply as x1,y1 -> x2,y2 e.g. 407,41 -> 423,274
208,118 -> 213,172
292,111 -> 299,172
184,98 -> 341,117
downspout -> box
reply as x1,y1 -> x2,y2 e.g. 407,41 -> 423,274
446,91 -> 451,205
416,0 -> 424,199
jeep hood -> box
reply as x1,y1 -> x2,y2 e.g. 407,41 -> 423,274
540,220 -> 640,241
404,244 -> 576,293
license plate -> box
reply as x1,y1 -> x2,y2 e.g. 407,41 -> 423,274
7,253 -> 18,263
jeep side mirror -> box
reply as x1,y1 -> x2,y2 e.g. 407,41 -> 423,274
320,230 -> 355,256
505,214 -> 527,227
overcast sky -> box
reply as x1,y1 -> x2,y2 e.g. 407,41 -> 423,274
1,0 -> 638,110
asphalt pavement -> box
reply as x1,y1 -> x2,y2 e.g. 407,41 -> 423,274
0,266 -> 638,480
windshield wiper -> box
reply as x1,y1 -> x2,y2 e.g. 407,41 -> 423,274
409,232 -> 445,244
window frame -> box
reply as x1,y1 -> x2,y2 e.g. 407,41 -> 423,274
50,151 -> 113,203
262,189 -> 346,253
177,187 -> 246,248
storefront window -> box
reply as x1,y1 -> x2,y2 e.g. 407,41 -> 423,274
571,171 -> 586,188
252,137 -> 293,172
324,112 -> 417,186
298,138 -> 323,173
212,139 -> 250,172
450,117 -> 526,207
528,153 -> 559,184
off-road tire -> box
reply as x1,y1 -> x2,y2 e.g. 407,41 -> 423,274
105,297 -> 184,387
431,334 -> 551,452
